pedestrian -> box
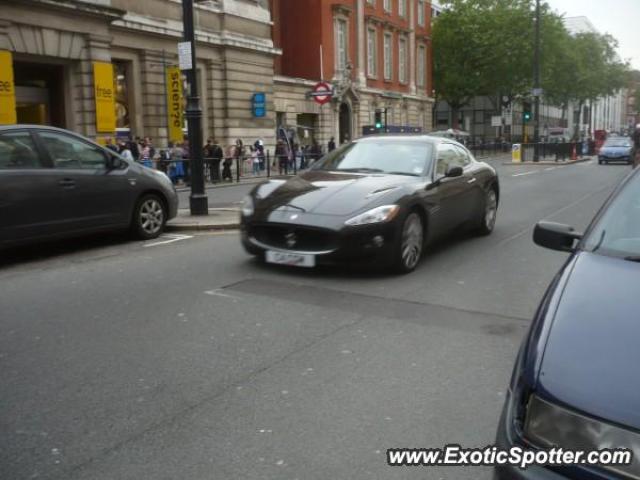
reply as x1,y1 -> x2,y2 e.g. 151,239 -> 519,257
104,137 -> 119,153
274,138 -> 289,175
328,136 -> 336,152
251,146 -> 261,176
223,143 -> 235,181
170,141 -> 185,184
633,125 -> 640,168
118,140 -> 134,161
204,138 -> 224,182
140,140 -> 153,168
310,140 -> 322,165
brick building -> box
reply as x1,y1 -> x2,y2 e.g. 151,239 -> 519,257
271,0 -> 435,150
0,0 -> 279,148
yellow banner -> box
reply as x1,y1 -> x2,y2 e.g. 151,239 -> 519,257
166,66 -> 183,143
93,62 -> 116,133
0,50 -> 17,125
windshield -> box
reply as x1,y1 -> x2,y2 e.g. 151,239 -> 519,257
583,172 -> 640,259
311,141 -> 433,176
603,138 -> 632,148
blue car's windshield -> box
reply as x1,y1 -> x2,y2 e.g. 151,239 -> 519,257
603,138 -> 632,148
312,141 -> 433,177
584,172 -> 640,259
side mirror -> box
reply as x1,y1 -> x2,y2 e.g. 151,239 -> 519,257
445,165 -> 463,178
533,221 -> 582,252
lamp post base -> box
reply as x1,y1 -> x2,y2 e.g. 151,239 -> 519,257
189,194 -> 209,216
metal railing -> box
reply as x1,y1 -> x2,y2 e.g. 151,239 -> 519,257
138,150 -> 323,185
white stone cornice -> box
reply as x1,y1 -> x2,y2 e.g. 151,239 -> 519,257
111,13 -> 281,55
274,75 -> 320,87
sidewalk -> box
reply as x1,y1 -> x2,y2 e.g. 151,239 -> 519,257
166,208 -> 240,232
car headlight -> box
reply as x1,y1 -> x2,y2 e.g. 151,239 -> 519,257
241,195 -> 255,217
345,205 -> 400,226
524,395 -> 640,478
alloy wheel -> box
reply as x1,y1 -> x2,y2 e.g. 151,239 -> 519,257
139,198 -> 164,236
484,190 -> 498,232
401,213 -> 423,270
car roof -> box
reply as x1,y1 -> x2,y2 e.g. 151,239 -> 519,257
0,124 -> 80,134
355,134 -> 462,147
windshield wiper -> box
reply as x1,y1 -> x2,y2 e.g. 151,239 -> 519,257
336,167 -> 384,173
386,171 -> 421,177
591,229 -> 607,253
624,256 -> 640,263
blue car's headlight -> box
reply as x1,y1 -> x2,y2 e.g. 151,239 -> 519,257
524,395 -> 640,478
345,205 -> 400,226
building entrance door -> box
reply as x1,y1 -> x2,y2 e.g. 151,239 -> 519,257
339,102 -> 352,145
14,62 -> 66,128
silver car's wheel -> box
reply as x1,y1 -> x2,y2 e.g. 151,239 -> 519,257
478,188 -> 498,236
396,212 -> 423,273
132,194 -> 166,239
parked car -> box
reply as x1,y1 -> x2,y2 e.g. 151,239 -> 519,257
598,136 -> 634,165
240,135 -> 499,273
0,125 -> 178,247
495,167 -> 640,479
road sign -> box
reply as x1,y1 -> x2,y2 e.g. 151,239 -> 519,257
310,82 -> 333,105
178,41 -> 192,70
252,92 -> 266,117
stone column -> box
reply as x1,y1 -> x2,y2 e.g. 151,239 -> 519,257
0,20 -> 11,50
356,0 -> 367,87
408,0 -> 416,95
140,50 -> 171,146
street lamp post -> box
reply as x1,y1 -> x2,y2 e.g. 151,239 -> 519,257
182,0 -> 208,215
533,0 -> 541,161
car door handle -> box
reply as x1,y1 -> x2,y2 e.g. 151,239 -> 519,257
467,177 -> 477,184
58,179 -> 76,188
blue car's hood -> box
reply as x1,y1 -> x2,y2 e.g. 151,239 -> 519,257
537,251 -> 640,430
601,146 -> 632,155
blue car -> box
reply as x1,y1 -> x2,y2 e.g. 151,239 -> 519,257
598,137 -> 634,165
495,167 -> 640,479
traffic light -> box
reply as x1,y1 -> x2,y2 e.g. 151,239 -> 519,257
374,109 -> 383,130
523,102 -> 532,123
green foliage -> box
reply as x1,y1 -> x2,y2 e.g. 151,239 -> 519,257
433,0 -> 631,115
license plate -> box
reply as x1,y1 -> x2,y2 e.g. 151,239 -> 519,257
265,250 -> 315,267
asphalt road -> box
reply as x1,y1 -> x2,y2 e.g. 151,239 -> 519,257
0,159 -> 631,480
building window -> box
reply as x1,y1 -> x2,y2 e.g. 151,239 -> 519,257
367,0 -> 375,6
367,28 -> 377,77
417,44 -> 426,88
383,0 -> 391,12
417,0 -> 425,26
384,33 -> 393,81
335,18 -> 348,73
399,37 -> 407,84
398,0 -> 406,17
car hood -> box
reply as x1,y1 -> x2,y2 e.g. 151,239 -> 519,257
601,146 -> 632,154
254,170 -> 417,216
537,251 -> 640,429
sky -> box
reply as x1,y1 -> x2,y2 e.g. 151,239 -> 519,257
546,0 -> 640,70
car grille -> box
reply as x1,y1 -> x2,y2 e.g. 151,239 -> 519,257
249,223 -> 338,252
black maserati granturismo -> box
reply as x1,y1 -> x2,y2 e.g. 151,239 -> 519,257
240,135 -> 499,273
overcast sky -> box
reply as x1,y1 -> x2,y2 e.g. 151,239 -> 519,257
546,0 -> 640,70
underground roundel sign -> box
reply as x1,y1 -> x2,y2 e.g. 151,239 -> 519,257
311,82 -> 333,105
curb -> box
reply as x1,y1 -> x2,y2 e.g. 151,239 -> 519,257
165,222 -> 240,232
175,175 -> 294,193
502,157 -> 593,166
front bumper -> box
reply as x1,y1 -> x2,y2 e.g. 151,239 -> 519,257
240,218 -> 399,266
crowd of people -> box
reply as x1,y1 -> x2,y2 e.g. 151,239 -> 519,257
102,135 -> 332,185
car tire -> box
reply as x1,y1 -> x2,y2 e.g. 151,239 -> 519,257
477,187 -> 498,236
131,193 -> 166,240
393,211 -> 424,274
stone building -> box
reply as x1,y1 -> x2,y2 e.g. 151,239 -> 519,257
270,0 -> 435,150
0,0 -> 280,148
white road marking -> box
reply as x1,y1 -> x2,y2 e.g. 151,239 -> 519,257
204,289 -> 241,300
512,170 -> 538,177
544,167 -> 557,171
143,234 -> 193,248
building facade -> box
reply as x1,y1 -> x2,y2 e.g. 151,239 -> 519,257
0,0 -> 280,148
270,0 -> 435,150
